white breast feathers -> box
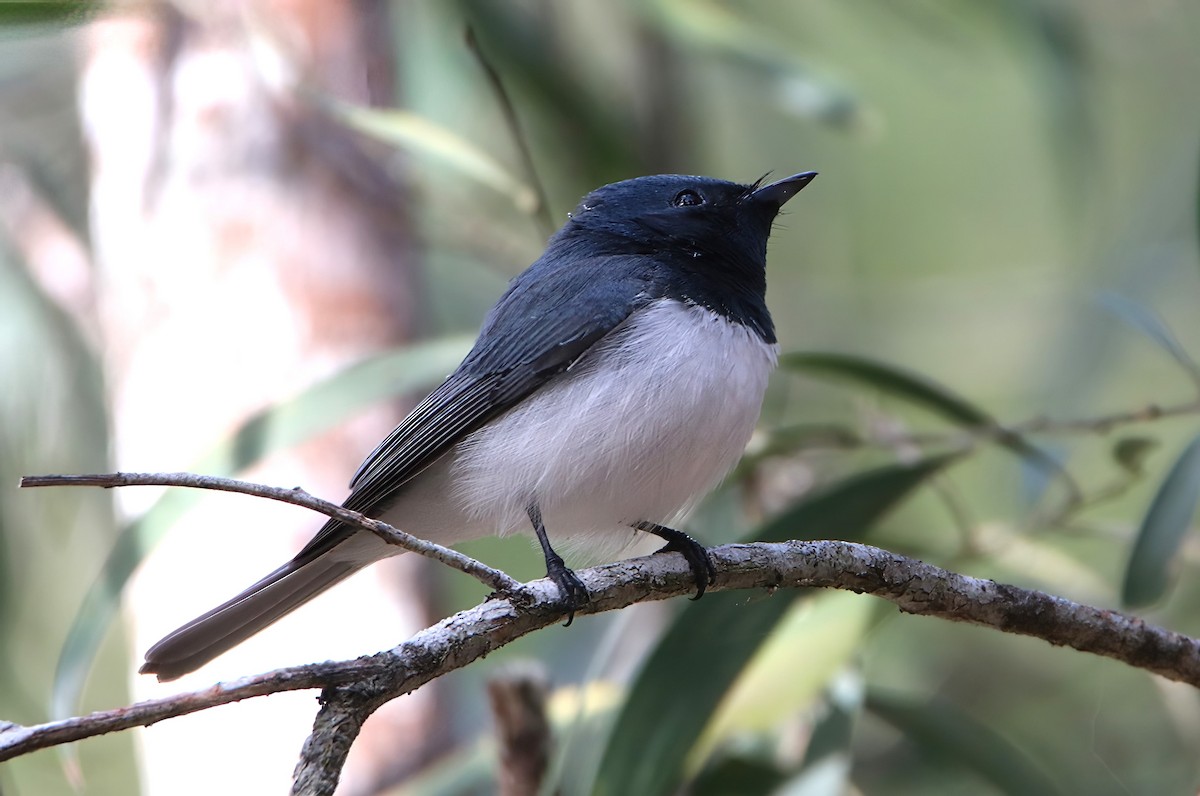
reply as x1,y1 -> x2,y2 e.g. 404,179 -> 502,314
449,298 -> 778,555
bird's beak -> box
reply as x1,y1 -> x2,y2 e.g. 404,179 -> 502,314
750,171 -> 817,207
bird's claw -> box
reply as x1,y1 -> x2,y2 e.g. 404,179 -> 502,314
545,557 -> 590,626
654,533 -> 717,600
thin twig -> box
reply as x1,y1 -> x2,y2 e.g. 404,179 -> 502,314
885,399 -> 1200,451
18,472 -> 526,597
2,539 -> 1197,770
464,25 -> 555,238
786,399 -> 1200,460
929,474 -> 979,554
772,398 -> 1200,528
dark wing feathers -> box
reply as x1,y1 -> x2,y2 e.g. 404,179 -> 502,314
347,373 -> 495,493
293,254 -> 657,563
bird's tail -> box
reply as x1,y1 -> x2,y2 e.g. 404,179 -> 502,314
139,546 -> 374,682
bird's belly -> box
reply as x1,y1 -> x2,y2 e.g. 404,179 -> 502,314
448,299 -> 777,553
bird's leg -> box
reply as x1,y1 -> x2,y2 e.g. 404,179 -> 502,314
633,521 -> 716,600
527,503 -> 590,625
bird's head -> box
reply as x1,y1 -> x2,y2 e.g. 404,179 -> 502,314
556,172 -> 816,266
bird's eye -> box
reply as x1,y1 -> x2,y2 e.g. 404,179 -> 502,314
672,189 -> 705,207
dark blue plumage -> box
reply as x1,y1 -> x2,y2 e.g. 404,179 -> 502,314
141,171 -> 815,680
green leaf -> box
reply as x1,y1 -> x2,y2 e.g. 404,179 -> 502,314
326,100 -> 538,213
866,689 -> 1064,796
1112,436 -> 1159,475
0,1 -> 96,26
776,670 -> 863,796
584,454 -> 958,796
691,757 -> 785,796
1099,293 -> 1200,382
202,336 -> 472,473
782,351 -> 1077,504
52,337 -> 470,719
799,670 -> 862,770
1122,433 -> 1200,607
50,492 -> 194,723
692,592 -> 872,761
782,351 -> 994,428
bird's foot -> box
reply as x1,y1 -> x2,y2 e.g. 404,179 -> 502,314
527,503 -> 590,624
545,555 -> 590,626
637,522 -> 717,600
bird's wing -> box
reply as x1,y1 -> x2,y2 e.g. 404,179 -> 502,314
295,254 -> 655,561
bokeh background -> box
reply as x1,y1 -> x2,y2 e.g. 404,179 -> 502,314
2,1 -> 1200,794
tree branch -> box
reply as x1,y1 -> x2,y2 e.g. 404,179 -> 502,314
18,472 -> 526,597
291,687 -> 389,796
2,539 -> 1196,772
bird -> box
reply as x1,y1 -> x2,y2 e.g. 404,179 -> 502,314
140,170 -> 816,681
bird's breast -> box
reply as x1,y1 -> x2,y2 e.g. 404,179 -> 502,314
450,298 -> 777,553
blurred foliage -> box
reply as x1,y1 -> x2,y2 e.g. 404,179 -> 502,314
0,8 -> 137,795
1122,433 -> 1200,607
3,0 -> 1200,794
0,2 -> 97,29
50,336 -> 473,727
584,456 -> 956,795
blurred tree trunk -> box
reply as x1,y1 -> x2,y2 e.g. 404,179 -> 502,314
81,1 -> 442,793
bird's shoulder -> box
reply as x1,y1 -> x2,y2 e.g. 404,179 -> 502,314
463,247 -> 664,377
342,250 -> 663,506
